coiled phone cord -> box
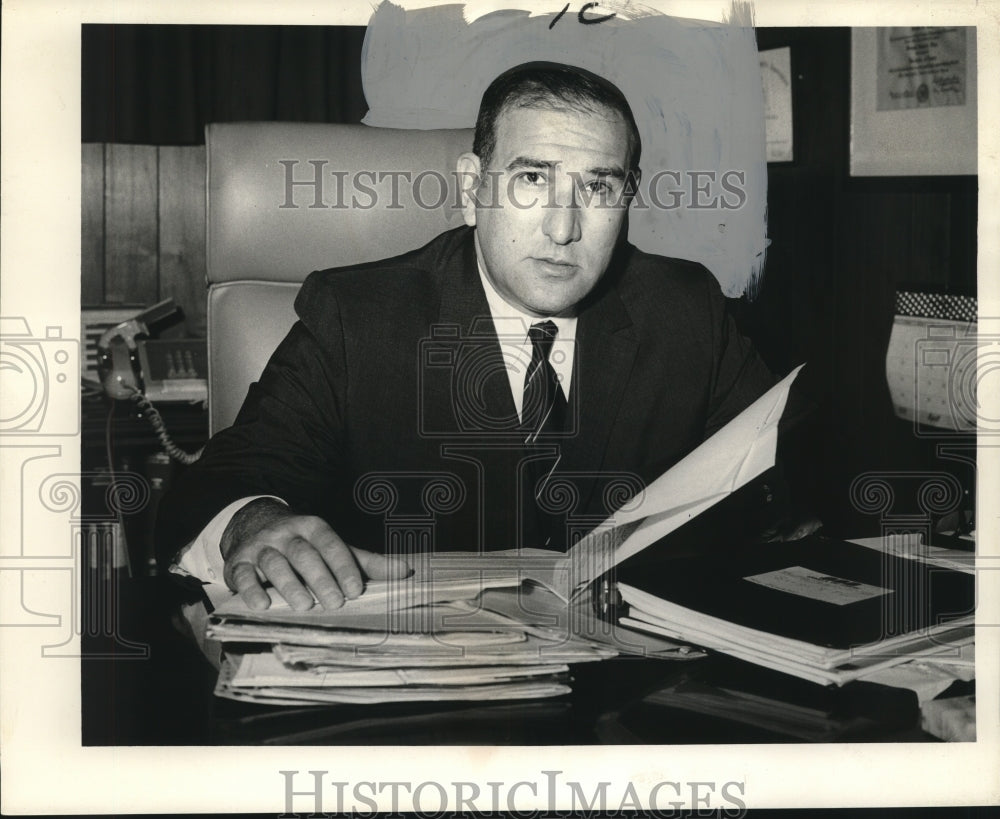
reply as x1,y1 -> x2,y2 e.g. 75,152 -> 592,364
128,388 -> 204,465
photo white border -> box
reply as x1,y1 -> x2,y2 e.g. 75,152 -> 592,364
1,0 -> 998,812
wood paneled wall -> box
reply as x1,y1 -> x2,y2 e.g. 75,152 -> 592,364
81,144 -> 207,337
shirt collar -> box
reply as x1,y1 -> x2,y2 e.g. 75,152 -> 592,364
475,258 -> 578,343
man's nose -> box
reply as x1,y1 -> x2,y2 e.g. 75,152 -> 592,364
541,182 -> 582,245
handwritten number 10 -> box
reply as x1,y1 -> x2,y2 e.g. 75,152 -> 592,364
549,2 -> 617,29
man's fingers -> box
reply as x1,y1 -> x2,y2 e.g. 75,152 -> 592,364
224,514 -> 412,608
350,546 -> 413,581
230,561 -> 271,611
307,526 -> 365,599
257,546 -> 314,611
284,537 -> 346,610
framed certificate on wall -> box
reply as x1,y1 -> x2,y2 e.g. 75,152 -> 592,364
760,46 -> 794,163
850,27 -> 977,176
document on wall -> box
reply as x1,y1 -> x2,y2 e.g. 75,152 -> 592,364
877,27 -> 969,111
760,47 -> 794,162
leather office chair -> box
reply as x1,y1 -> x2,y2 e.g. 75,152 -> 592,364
177,123 -> 472,665
205,123 -> 473,435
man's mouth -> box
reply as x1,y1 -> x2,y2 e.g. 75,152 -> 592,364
533,257 -> 577,273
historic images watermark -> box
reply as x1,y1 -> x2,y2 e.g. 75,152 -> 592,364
277,162 -> 748,212
1,316 -> 149,658
0,317 -> 79,436
908,322 -> 999,438
279,768 -> 748,816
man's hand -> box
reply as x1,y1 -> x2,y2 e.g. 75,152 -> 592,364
220,498 -> 411,611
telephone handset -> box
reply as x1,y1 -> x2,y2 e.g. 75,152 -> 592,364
98,299 -> 189,397
97,312 -> 151,399
97,298 -> 205,464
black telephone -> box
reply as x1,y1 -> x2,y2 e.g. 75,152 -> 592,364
96,298 -> 205,464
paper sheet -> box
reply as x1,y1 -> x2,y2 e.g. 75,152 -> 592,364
856,662 -> 965,704
850,535 -> 978,575
229,651 -> 569,688
210,557 -> 529,620
562,364 -> 804,596
214,653 -> 572,704
921,694 -> 976,742
744,566 -> 893,606
476,586 -> 702,659
271,632 -> 616,668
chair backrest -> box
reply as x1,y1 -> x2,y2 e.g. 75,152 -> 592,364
205,122 -> 473,433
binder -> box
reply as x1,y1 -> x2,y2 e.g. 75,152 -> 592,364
600,535 -> 975,685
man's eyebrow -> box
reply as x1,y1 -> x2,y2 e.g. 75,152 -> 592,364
505,156 -> 559,171
504,156 -> 626,180
586,165 -> 626,180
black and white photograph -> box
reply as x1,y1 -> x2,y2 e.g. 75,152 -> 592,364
1,0 -> 998,814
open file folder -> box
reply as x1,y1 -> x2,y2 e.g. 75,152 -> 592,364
206,366 -> 806,703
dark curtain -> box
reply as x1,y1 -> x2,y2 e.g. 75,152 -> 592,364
82,25 -> 368,145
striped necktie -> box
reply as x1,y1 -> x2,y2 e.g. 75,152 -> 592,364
521,320 -> 568,547
522,320 -> 566,443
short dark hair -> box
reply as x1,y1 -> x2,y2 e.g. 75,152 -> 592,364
473,62 -> 641,173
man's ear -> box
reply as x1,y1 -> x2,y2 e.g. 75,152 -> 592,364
456,152 -> 482,227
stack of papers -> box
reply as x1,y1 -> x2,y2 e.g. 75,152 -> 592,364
207,579 -> 618,705
218,652 -> 577,705
613,536 -> 975,686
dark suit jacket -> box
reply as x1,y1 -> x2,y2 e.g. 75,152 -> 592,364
156,226 -> 776,567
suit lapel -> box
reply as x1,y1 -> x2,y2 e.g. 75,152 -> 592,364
428,232 -> 539,548
558,275 -> 639,519
433,232 -> 520,432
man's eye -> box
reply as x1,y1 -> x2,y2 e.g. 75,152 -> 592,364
586,179 -> 613,194
517,171 -> 547,186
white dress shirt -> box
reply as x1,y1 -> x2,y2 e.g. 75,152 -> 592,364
475,260 -> 577,416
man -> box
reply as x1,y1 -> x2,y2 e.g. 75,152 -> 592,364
156,62 -> 776,611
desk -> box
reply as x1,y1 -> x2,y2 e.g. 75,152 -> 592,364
81,576 -> 952,746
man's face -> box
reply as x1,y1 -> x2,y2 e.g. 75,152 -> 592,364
459,104 -> 633,317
